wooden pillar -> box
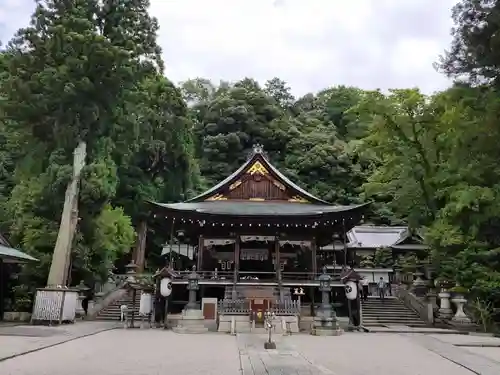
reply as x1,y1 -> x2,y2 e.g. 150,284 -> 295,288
231,236 -> 240,300
197,235 -> 204,271
233,236 -> 240,283
311,238 -> 317,277
274,236 -> 281,281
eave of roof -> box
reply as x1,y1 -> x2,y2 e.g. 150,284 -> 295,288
150,201 -> 368,218
186,146 -> 329,204
0,244 -> 39,263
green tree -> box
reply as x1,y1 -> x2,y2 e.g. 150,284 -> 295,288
0,0 -> 191,287
439,0 -> 500,86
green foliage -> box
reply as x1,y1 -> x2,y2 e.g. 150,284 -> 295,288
0,0 -> 196,290
1,0 -> 500,322
359,248 -> 393,268
450,285 -> 469,294
91,205 -> 135,278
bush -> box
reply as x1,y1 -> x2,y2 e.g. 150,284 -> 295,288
11,284 -> 33,312
450,285 -> 468,295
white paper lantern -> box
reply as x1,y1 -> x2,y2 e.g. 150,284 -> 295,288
345,281 -> 357,300
139,293 -> 152,315
160,277 -> 172,297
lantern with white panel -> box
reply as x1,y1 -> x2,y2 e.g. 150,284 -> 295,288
160,277 -> 172,297
345,281 -> 357,300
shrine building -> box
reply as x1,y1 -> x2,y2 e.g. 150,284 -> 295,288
148,145 -> 368,316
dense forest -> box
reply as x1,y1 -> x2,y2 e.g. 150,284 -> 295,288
1,0 -> 499,320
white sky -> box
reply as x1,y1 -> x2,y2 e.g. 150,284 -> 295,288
0,0 -> 457,96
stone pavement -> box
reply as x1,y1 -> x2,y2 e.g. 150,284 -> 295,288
1,329 -> 500,375
0,321 -> 120,361
0,329 -> 241,375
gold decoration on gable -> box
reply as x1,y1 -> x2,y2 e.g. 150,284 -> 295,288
288,195 -> 309,203
229,180 -> 242,190
206,193 -> 227,201
247,161 -> 269,175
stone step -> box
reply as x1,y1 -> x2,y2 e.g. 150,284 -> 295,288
363,315 -> 421,321
363,315 -> 420,320
363,322 -> 427,327
363,318 -> 426,323
363,308 -> 418,313
362,309 -> 420,314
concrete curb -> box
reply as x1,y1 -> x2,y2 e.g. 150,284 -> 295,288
455,343 -> 500,348
0,326 -> 119,363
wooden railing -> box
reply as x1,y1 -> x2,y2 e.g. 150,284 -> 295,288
269,300 -> 301,316
218,299 -> 251,314
111,270 -> 339,283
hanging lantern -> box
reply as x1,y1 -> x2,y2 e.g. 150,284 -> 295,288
160,277 -> 172,297
139,292 -> 153,315
345,281 -> 357,300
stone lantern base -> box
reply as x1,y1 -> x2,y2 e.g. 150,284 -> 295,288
172,309 -> 208,334
311,317 -> 343,336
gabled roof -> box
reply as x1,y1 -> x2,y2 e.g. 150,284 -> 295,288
187,144 -> 329,204
321,225 -> 427,250
347,226 -> 410,248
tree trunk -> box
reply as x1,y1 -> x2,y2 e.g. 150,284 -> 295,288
134,220 -> 147,272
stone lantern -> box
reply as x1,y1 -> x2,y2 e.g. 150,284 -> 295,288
312,267 -> 342,336
172,266 -> 208,333
186,266 -> 200,310
75,280 -> 90,318
318,267 -> 332,315
124,261 -> 139,328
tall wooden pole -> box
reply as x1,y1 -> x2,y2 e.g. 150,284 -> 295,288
47,142 -> 86,287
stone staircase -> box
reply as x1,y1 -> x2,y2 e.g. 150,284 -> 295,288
94,290 -> 141,321
362,297 -> 427,327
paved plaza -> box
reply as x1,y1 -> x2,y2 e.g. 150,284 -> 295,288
0,323 -> 500,375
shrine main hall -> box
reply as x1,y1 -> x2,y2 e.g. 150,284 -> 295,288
148,145 -> 367,314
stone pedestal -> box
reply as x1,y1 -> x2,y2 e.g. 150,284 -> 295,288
218,314 -> 251,333
31,288 -> 79,325
412,272 -> 427,297
172,309 -> 208,334
311,316 -> 343,336
451,297 -> 472,325
75,295 -> 85,318
438,291 -> 453,320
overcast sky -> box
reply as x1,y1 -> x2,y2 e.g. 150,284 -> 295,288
0,0 -> 457,96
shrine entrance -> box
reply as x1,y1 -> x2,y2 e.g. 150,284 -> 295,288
250,298 -> 269,325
